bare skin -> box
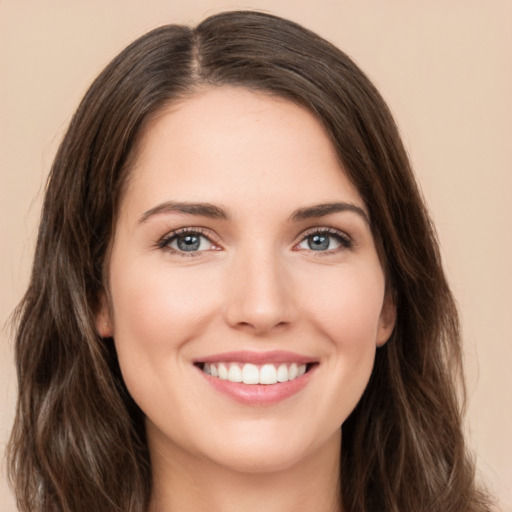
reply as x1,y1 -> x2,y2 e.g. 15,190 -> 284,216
148,425 -> 341,512
97,86 -> 395,512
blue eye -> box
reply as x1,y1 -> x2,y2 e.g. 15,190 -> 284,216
161,230 -> 217,254
306,234 -> 332,251
297,230 -> 351,252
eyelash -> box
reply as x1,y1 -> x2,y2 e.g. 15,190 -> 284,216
294,227 -> 353,253
157,226 -> 353,257
157,227 -> 218,258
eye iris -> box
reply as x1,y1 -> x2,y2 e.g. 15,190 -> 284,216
308,234 -> 330,251
177,235 -> 200,251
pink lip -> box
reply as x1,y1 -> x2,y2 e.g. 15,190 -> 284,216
194,351 -> 318,405
195,350 -> 315,365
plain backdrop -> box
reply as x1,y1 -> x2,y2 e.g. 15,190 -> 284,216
1,1 -> 511,511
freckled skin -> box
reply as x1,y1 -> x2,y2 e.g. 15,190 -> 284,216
97,86 -> 396,511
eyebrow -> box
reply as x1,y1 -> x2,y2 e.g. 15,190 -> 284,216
138,200 -> 369,225
138,201 -> 230,223
289,202 -> 369,224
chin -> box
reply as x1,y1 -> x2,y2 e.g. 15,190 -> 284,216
195,423 -> 341,476
205,444 -> 312,475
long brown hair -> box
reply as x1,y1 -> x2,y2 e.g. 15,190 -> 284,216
8,10 -> 490,512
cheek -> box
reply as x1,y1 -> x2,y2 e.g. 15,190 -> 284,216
297,264 -> 385,415
301,263 -> 386,346
110,259 -> 219,345
107,257 -> 224,405
108,258 -> 222,421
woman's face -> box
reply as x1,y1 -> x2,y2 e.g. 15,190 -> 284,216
98,86 -> 395,474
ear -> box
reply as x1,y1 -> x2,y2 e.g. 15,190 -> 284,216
376,290 -> 396,347
95,292 -> 114,338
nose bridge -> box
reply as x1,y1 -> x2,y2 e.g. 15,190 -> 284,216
224,242 -> 294,333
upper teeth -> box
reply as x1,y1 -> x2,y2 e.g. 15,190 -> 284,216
202,362 -> 307,385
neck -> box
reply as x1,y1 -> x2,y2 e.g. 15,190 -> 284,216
148,430 -> 342,512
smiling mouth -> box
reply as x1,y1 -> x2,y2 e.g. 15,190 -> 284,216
197,362 -> 316,385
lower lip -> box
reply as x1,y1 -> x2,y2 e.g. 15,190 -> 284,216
197,365 -> 316,405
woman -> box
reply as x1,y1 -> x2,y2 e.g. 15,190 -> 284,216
8,10 -> 491,512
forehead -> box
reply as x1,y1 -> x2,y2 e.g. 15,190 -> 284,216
121,86 -> 365,219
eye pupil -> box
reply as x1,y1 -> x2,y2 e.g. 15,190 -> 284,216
177,235 -> 200,251
308,234 -> 330,251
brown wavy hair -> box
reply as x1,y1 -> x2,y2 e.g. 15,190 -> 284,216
8,10 -> 491,512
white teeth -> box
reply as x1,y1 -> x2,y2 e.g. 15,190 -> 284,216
260,364 -> 278,384
202,361 -> 310,385
242,363 -> 259,384
227,364 -> 243,382
277,363 -> 289,382
218,363 -> 228,380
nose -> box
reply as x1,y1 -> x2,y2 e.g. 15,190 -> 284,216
223,246 -> 296,335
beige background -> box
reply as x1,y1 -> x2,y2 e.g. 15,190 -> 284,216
1,1 -> 511,511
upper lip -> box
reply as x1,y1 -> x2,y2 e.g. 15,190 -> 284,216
194,350 -> 317,365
